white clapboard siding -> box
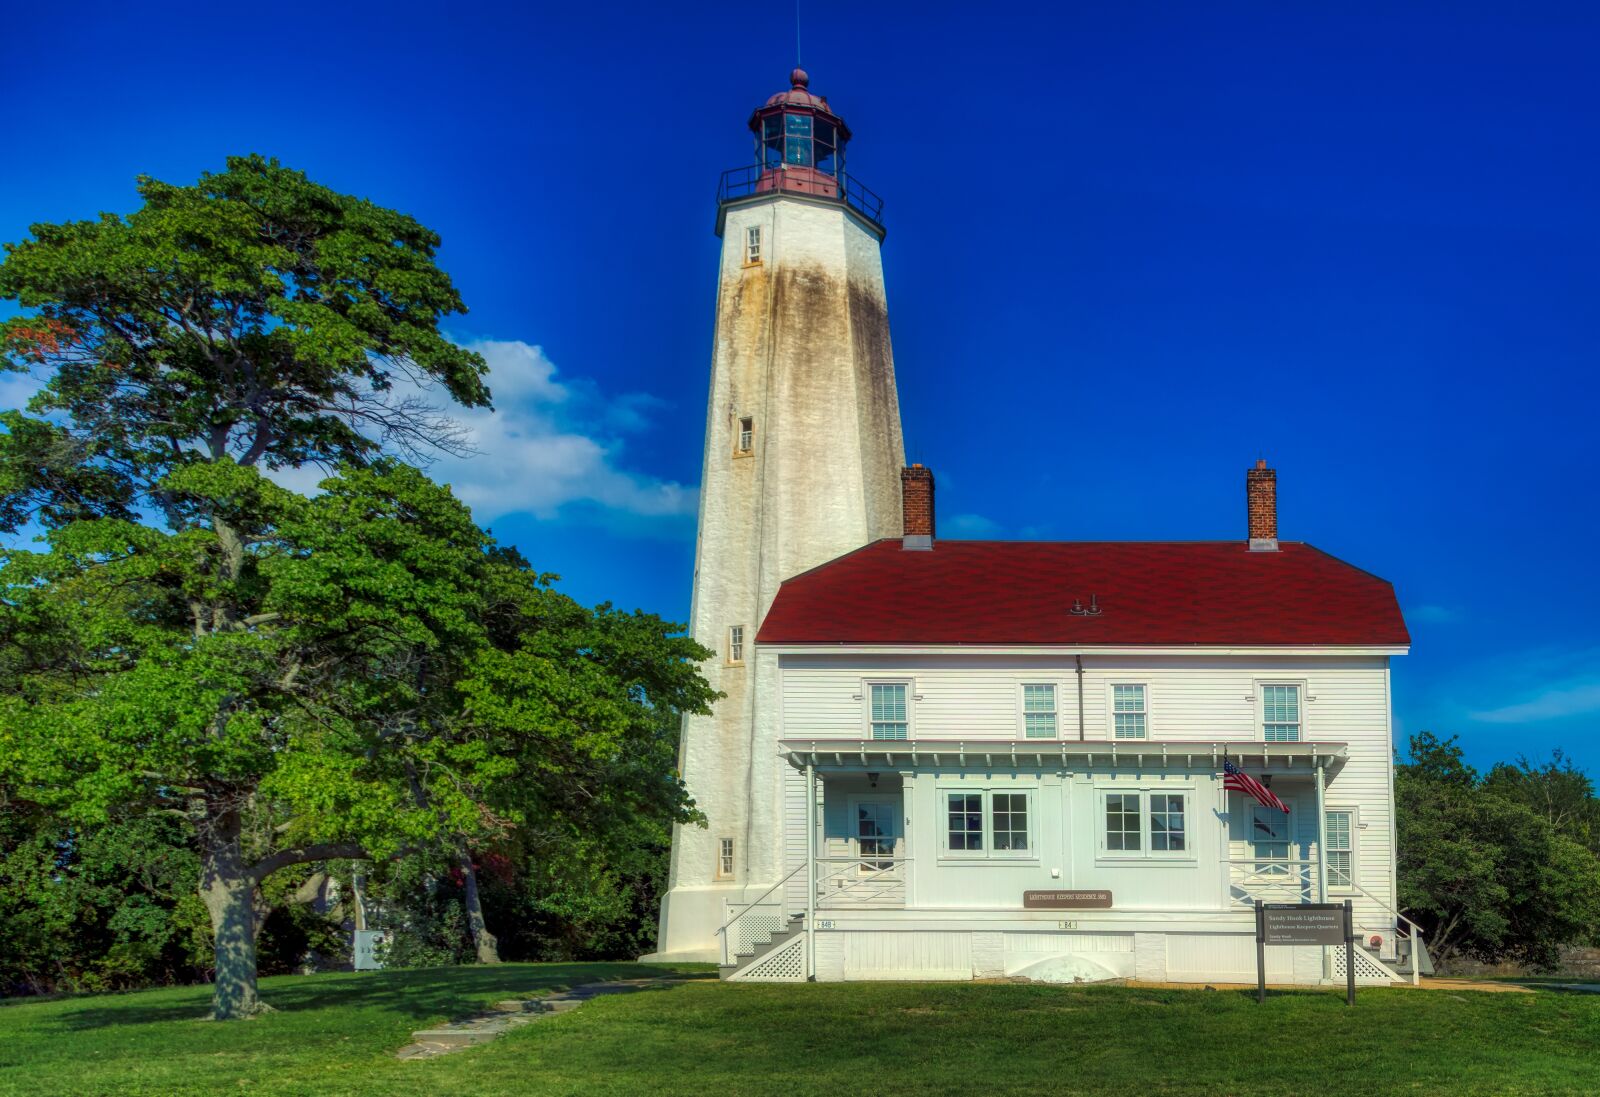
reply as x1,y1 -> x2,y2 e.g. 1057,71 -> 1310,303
779,652 -> 1400,934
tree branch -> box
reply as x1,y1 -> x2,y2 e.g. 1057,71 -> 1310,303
250,842 -> 369,883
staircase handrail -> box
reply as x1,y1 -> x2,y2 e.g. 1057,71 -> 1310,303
713,863 -> 807,940
1345,879 -> 1425,985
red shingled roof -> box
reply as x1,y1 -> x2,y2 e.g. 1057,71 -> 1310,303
756,540 -> 1410,647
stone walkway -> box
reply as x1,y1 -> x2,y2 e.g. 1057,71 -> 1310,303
396,977 -> 678,1060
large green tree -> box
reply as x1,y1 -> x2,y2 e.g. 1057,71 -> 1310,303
1396,732 -> 1600,970
0,158 -> 714,1017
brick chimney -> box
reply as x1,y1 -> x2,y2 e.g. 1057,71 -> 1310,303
1247,459 -> 1278,551
901,464 -> 934,550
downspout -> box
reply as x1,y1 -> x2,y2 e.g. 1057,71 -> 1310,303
1075,654 -> 1086,740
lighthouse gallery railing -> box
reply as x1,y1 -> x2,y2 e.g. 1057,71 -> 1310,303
717,164 -> 884,226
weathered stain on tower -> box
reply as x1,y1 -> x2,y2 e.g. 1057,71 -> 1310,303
652,69 -> 907,960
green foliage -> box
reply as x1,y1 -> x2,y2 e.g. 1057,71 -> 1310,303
0,154 -> 487,489
0,802 -> 211,994
0,157 -> 715,1013
1397,732 -> 1600,971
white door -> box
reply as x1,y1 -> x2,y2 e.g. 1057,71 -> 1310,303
1249,800 -> 1304,901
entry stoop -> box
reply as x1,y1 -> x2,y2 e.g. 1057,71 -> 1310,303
720,914 -> 809,982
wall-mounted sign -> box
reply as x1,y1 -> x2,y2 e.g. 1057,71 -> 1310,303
1260,903 -> 1347,946
1023,889 -> 1113,910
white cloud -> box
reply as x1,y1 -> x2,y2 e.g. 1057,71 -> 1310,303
403,339 -> 695,525
2,341 -> 697,533
1469,681 -> 1600,724
945,512 -> 1002,537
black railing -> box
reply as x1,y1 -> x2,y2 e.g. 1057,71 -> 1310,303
717,164 -> 884,226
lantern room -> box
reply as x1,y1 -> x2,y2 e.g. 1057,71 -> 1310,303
716,67 -> 883,232
751,68 -> 851,181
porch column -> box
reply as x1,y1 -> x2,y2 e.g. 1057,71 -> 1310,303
1314,758 -> 1329,903
1315,757 -> 1330,981
806,762 -> 817,980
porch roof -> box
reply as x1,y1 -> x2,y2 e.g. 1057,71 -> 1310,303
779,737 -> 1348,773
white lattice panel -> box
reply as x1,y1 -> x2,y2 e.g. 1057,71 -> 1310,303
732,934 -> 807,982
1332,947 -> 1399,984
733,912 -> 785,957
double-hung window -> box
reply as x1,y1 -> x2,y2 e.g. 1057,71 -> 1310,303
1112,684 -> 1147,739
943,788 -> 1033,859
745,225 -> 762,264
727,625 -> 744,665
736,416 -> 754,454
1099,788 -> 1194,860
1150,793 -> 1187,851
717,837 -> 735,879
1021,683 -> 1057,738
868,682 -> 909,740
947,792 -> 984,851
992,793 -> 1030,851
1262,684 -> 1302,742
1325,809 -> 1354,889
1104,793 -> 1142,851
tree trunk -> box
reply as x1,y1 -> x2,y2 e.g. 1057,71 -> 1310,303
200,808 -> 268,1019
459,848 -> 500,964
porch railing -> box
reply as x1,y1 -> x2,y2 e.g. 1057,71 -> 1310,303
1227,857 -> 1318,906
815,855 -> 910,909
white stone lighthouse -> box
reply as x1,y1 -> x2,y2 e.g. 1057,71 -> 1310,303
653,68 -> 907,960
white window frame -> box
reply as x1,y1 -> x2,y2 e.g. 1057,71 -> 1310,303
734,416 -> 754,457
1095,786 -> 1198,863
1255,679 -> 1309,742
937,785 -> 1037,862
862,679 -> 913,741
716,836 -> 735,879
1107,682 -> 1150,739
745,225 -> 762,264
726,625 -> 744,665
1018,682 -> 1059,739
1324,806 -> 1358,892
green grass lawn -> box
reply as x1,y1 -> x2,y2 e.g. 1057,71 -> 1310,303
3,965 -> 1599,1097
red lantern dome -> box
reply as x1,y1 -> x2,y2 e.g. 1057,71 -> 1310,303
715,69 -> 882,234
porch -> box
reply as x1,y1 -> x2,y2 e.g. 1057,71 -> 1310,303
715,738 -> 1424,982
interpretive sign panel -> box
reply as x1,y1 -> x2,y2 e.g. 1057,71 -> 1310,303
1254,899 -> 1356,1006
1023,889 -> 1113,910
1261,903 -> 1347,946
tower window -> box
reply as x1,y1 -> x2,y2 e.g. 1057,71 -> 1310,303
745,225 -> 762,264
717,837 -> 735,879
728,625 -> 744,664
737,417 -> 754,454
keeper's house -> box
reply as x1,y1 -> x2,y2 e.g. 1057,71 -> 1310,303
652,68 -> 1416,987
743,468 -> 1415,986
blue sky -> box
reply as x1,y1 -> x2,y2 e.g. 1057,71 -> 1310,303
2,2 -> 1597,772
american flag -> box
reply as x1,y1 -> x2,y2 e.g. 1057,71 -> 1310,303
1224,758 -> 1288,813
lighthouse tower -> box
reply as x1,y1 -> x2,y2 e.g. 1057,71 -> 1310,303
654,69 -> 907,960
